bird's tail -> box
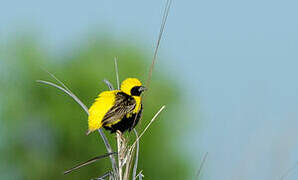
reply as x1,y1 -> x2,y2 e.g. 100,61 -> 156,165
85,123 -> 103,135
86,130 -> 92,135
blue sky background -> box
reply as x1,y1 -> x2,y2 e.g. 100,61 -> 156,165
1,0 -> 298,179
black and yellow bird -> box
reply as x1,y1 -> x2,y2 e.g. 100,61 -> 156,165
86,78 -> 146,135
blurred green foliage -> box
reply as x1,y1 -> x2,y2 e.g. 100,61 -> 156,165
0,34 -> 191,179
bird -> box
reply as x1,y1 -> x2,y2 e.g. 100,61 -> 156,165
86,78 -> 146,135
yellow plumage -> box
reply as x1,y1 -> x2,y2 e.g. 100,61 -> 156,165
120,78 -> 142,95
87,78 -> 145,135
88,90 -> 120,133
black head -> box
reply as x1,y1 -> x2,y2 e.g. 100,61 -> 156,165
130,86 -> 146,96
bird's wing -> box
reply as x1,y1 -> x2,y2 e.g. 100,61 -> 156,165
101,92 -> 136,126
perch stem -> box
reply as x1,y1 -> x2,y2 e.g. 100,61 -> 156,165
132,130 -> 140,180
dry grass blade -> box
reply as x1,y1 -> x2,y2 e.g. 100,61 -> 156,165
195,152 -> 208,180
42,69 -> 72,93
135,171 -> 144,180
131,105 -> 165,148
64,152 -> 116,175
132,130 -> 140,180
36,77 -> 117,177
116,131 -> 124,180
123,145 -> 134,180
97,129 -> 118,178
36,80 -> 89,113
145,0 -> 172,91
104,79 -> 115,91
114,57 -> 120,90
134,0 -> 172,130
91,171 -> 111,180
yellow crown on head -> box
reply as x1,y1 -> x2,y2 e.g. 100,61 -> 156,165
120,78 -> 142,95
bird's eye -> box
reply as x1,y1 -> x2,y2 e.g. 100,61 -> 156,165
130,86 -> 145,96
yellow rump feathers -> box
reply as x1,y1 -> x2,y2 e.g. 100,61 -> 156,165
87,90 -> 120,134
